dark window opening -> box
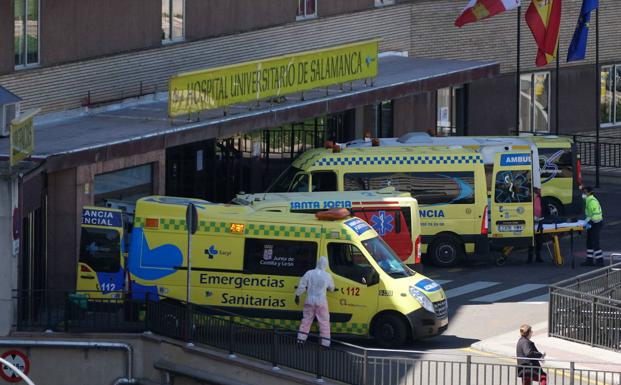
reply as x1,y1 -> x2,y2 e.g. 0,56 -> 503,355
328,243 -> 372,284
244,238 -> 317,276
344,171 -> 475,205
311,171 -> 337,192
539,148 -> 573,181
79,228 -> 121,273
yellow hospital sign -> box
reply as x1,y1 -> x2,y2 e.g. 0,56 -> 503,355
168,40 -> 379,117
10,108 -> 38,166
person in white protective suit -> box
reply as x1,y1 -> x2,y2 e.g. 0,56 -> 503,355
295,256 -> 335,347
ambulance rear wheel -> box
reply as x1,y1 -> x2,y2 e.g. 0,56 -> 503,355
373,314 -> 408,348
543,197 -> 564,217
429,235 -> 464,267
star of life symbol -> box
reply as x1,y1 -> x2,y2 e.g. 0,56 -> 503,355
370,211 -> 394,236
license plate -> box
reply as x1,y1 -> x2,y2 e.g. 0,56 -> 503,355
498,224 -> 524,232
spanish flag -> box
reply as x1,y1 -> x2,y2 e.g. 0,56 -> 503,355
455,0 -> 521,28
526,0 -> 563,66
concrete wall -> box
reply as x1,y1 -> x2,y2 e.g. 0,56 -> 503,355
467,73 -> 516,136
557,66 -> 597,134
46,169 -> 77,292
0,171 -> 19,336
0,1 -> 13,74
0,335 -> 333,385
40,0 -> 160,66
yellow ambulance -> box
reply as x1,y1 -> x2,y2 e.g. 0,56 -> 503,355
266,145 -> 535,266
234,189 -> 422,267
77,206 -> 127,299
77,196 -> 448,347
348,133 -> 582,217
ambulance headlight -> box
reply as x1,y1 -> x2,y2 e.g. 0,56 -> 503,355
409,286 -> 435,314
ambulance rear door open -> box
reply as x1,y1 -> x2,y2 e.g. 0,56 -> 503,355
489,151 -> 535,246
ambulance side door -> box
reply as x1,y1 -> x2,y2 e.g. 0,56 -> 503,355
490,152 -> 534,240
325,241 -> 379,329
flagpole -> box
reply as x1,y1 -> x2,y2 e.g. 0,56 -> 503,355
595,7 -> 600,187
516,5 -> 521,136
555,41 -> 560,135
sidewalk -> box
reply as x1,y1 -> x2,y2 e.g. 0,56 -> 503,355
471,321 -> 621,376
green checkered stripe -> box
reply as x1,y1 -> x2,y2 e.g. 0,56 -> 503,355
245,224 -> 321,239
220,317 -> 368,335
159,218 -> 187,231
198,221 -> 230,233
314,154 -> 482,166
134,217 -> 145,228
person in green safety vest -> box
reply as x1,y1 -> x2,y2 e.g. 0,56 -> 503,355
581,186 -> 604,266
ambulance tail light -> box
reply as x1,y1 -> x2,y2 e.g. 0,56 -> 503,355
414,235 -> 421,264
481,205 -> 489,236
576,156 -> 583,186
145,218 -> 159,229
80,264 -> 93,273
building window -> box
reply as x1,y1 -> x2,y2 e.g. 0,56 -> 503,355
14,0 -> 39,68
520,72 -> 550,133
94,164 -> 153,206
296,0 -> 317,20
375,100 -> 393,138
601,65 -> 621,127
375,0 -> 395,6
162,0 -> 185,43
436,87 -> 463,136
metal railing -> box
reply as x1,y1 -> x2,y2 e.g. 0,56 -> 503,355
549,262 -> 621,351
13,289 -> 145,333
573,133 -> 621,168
13,289 -> 621,385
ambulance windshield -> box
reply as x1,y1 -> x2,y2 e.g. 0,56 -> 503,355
267,166 -> 309,192
362,237 -> 413,278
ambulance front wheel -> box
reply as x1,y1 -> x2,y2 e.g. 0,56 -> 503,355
372,313 -> 408,348
429,234 -> 464,267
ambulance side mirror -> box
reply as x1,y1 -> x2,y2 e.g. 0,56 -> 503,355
362,267 -> 379,287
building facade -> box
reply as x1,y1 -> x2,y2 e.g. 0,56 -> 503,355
0,0 -> 620,333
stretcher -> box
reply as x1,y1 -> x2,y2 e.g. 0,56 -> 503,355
497,219 -> 584,267
533,219 -> 585,268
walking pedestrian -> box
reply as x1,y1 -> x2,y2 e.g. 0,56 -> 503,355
516,324 -> 547,385
581,186 -> 604,266
295,256 -> 335,347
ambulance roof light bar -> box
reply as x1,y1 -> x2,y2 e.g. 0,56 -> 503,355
315,208 -> 351,221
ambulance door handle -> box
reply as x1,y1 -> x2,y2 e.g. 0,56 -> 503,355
80,275 -> 95,280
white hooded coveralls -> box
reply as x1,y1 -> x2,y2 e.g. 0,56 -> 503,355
295,256 -> 335,346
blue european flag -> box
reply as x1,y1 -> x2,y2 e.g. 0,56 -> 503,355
567,0 -> 599,62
